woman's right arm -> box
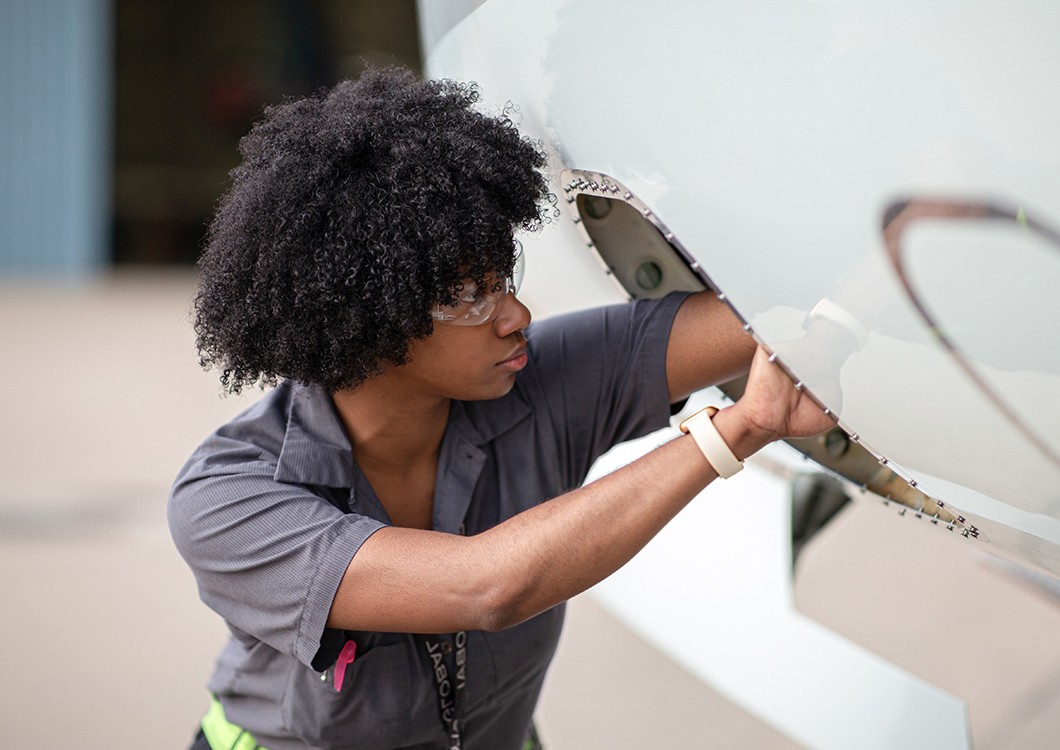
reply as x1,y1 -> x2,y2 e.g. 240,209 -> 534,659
326,346 -> 834,634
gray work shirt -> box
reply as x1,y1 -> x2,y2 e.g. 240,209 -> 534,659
169,293 -> 687,750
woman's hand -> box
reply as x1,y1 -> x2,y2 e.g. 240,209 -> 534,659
728,346 -> 836,444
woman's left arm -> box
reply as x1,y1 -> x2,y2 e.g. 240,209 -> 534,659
665,291 -> 758,403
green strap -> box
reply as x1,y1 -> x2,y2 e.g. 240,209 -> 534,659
522,721 -> 544,750
203,694 -> 537,750
201,696 -> 265,750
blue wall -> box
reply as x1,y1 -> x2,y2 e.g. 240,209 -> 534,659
0,0 -> 111,276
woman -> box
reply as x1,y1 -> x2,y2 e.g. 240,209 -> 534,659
170,67 -> 832,750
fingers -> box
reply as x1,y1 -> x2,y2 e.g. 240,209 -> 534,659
744,346 -> 836,440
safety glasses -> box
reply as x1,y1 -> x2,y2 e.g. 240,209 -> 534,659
430,240 -> 524,326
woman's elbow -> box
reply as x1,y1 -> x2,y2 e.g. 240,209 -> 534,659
472,573 -> 540,632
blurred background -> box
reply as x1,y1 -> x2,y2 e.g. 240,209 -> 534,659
1,0 -> 421,277
3,2 -> 1060,748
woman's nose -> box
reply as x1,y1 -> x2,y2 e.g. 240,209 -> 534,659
493,291 -> 532,336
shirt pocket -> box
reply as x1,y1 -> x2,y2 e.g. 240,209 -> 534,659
281,641 -> 412,749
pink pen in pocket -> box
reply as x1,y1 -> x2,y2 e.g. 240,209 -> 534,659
333,640 -> 358,692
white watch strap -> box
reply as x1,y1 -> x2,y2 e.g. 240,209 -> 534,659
684,409 -> 743,478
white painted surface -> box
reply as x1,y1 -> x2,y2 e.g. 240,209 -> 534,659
427,0 -> 1060,579
583,423 -> 970,749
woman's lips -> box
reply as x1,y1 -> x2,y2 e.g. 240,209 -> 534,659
498,351 -> 528,371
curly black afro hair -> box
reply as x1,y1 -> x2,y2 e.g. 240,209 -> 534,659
194,67 -> 548,393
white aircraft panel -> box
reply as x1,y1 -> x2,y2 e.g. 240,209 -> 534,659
427,0 -> 1060,573
586,425 -> 970,750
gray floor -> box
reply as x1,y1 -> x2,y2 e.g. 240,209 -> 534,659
2,270 -> 1058,749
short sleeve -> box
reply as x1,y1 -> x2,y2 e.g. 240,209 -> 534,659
518,291 -> 689,487
168,433 -> 385,669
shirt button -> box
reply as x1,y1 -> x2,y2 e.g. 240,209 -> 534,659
440,640 -> 453,655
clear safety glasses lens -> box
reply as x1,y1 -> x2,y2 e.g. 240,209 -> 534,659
511,239 -> 525,295
431,240 -> 524,327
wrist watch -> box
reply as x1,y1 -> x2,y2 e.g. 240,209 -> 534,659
678,406 -> 744,478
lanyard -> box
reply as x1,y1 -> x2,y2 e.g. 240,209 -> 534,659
421,631 -> 467,749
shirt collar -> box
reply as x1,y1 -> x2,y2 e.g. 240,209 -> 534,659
448,388 -> 532,446
272,381 -> 533,488
274,383 -> 356,487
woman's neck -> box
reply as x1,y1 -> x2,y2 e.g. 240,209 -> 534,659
331,377 -> 451,473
